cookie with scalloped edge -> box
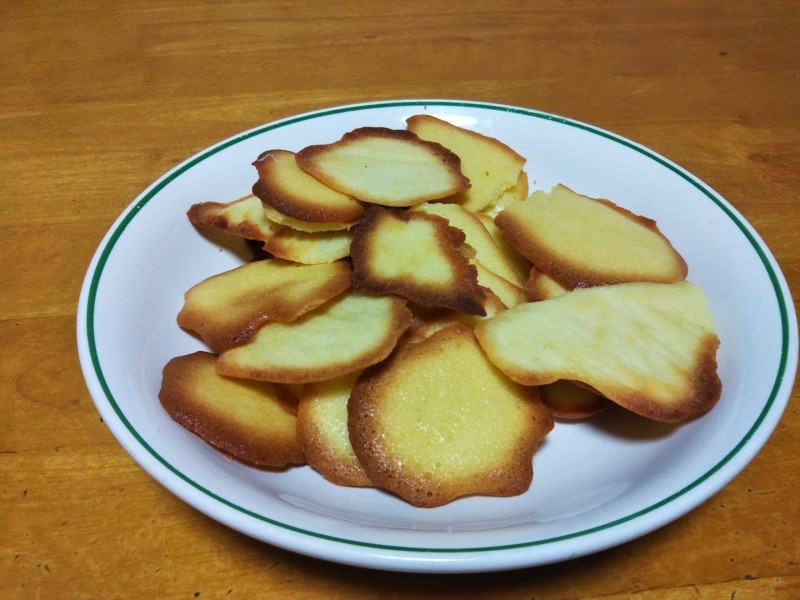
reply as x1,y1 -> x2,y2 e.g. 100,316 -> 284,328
348,324 -> 554,508
350,206 -> 488,316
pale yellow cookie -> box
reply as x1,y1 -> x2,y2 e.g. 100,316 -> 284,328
494,184 -> 688,288
482,171 -> 530,218
474,281 -> 721,423
177,259 -> 352,352
474,211 -> 531,282
296,127 -> 470,207
296,374 -> 372,487
216,291 -> 412,384
406,114 -> 526,212
263,224 -> 353,264
349,324 -> 554,507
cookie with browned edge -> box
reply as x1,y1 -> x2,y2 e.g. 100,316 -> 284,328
159,352 -> 304,467
348,324 -> 553,507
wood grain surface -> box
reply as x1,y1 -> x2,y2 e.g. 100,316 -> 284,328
2,1 -> 798,598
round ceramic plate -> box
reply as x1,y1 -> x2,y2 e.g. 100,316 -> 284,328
77,100 -> 797,573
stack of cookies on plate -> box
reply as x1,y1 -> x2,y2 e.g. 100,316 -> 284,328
159,114 -> 721,507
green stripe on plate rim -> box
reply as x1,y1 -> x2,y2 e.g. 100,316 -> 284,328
85,99 -> 793,554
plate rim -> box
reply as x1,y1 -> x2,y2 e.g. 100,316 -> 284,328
76,98 -> 798,570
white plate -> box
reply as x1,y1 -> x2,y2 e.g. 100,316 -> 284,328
77,100 -> 798,573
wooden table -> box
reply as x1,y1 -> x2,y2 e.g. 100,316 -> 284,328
3,1 -> 798,597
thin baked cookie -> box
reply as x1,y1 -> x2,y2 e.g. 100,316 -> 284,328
252,149 -> 365,228
406,114 -> 526,212
474,211 -> 531,282
263,224 -> 353,264
402,305 -> 488,345
186,195 -> 352,263
159,352 -> 304,467
297,373 -> 372,487
216,290 -> 413,384
177,259 -> 352,352
474,263 -> 526,309
259,201 -> 351,233
474,281 -> 722,423
350,206 -> 488,316
348,324 -> 554,508
494,184 -> 688,288
296,127 -> 470,207
524,267 -> 570,301
482,171 -> 529,218
539,380 -> 613,419
412,202 -> 526,309
187,194 -> 279,243
412,202 -> 525,288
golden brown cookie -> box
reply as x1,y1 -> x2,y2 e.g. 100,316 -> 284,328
259,200 -> 353,233
252,149 -> 365,228
494,184 -> 689,288
296,374 -> 372,487
523,267 -> 570,302
177,259 -> 352,352
159,352 -> 304,467
350,206 -> 488,316
187,194 -> 279,243
216,290 -> 413,384
539,380 -> 613,419
348,324 -> 554,507
411,201 -> 525,288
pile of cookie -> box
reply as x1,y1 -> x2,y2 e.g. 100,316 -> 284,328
159,115 -> 721,508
